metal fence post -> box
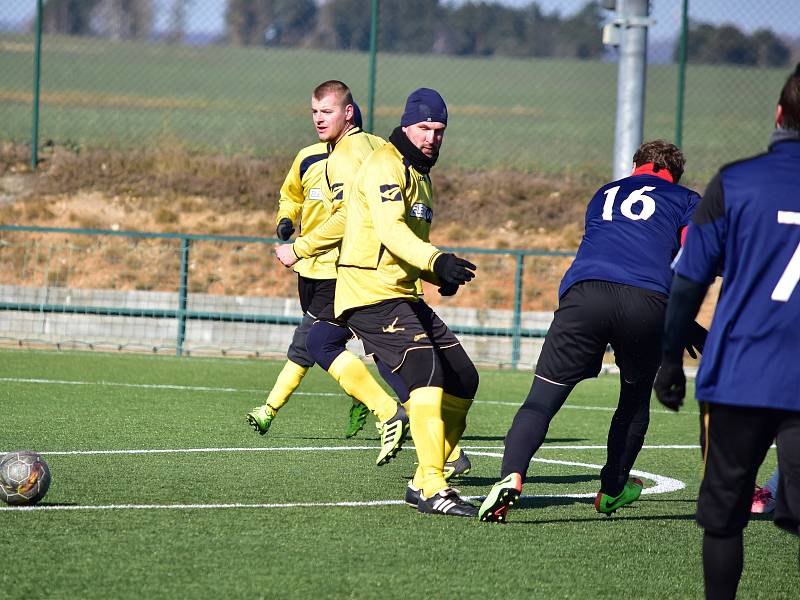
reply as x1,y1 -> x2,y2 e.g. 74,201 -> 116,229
511,253 -> 524,369
366,0 -> 379,132
674,0 -> 689,147
31,0 -> 43,171
612,0 -> 651,180
176,237 -> 191,356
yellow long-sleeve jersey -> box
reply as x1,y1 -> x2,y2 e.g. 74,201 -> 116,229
334,142 -> 445,317
276,142 -> 335,279
293,127 -> 385,260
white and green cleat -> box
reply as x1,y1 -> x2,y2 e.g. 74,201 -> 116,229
478,473 -> 523,523
345,400 -> 371,439
246,404 -> 276,436
375,405 -> 410,466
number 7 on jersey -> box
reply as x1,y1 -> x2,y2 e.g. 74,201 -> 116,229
772,210 -> 800,302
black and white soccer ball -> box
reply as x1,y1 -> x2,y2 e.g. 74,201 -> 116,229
0,450 -> 51,506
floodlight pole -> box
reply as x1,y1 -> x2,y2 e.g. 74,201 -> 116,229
611,0 -> 652,181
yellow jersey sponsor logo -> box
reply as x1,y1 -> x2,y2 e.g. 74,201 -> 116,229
413,333 -> 428,342
382,317 -> 405,333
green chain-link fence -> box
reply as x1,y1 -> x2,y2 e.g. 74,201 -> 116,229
0,225 -> 574,367
0,1 -> 796,365
1,1 -> 798,183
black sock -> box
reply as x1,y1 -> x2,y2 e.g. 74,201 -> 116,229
500,376 -> 573,479
703,531 -> 743,600
600,377 -> 652,496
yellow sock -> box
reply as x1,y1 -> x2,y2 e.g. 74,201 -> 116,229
327,351 -> 397,422
406,386 -> 447,497
442,394 -> 473,462
265,360 -> 308,412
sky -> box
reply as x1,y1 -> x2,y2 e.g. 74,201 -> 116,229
3,1 -> 799,40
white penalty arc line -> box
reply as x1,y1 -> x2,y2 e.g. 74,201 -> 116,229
0,446 -> 686,512
0,377 -> 694,415
467,450 -> 685,498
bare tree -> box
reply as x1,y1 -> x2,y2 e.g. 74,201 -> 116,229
91,0 -> 153,41
167,0 -> 190,44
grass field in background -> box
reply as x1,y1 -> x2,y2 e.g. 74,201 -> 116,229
1,349 -> 795,599
0,34 -> 786,179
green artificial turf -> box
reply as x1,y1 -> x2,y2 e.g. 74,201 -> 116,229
0,349 -> 795,599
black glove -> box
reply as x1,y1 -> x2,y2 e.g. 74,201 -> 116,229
653,359 -> 686,412
433,253 -> 477,285
276,218 -> 295,241
685,321 -> 708,359
438,281 -> 460,296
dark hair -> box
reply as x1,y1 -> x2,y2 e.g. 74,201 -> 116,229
633,139 -> 686,183
312,80 -> 353,109
778,63 -> 800,131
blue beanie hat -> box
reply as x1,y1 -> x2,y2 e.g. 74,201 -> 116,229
352,102 -> 363,128
400,88 -> 448,127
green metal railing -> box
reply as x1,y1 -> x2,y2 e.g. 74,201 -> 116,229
0,225 -> 573,367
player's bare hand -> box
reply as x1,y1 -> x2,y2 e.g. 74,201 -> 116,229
275,243 -> 299,268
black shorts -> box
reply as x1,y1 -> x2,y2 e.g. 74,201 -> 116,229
344,298 -> 460,372
297,275 -> 336,321
535,280 -> 666,386
696,402 -> 800,536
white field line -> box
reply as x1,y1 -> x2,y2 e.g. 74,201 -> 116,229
0,377 -> 695,415
467,450 -> 684,498
1,500 -> 409,512
16,444 -> 705,456
0,445 -> 690,512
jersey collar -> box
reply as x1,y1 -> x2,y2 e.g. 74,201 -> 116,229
632,162 -> 673,182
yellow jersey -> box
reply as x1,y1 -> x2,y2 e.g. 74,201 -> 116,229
276,142 -> 336,279
293,127 -> 385,260
334,142 -> 444,317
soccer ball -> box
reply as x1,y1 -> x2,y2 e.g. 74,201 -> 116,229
0,450 -> 51,506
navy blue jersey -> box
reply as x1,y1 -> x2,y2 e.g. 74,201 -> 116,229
674,140 -> 800,411
559,169 -> 700,298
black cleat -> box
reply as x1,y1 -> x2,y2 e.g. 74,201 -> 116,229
418,487 -> 478,518
404,481 -> 421,507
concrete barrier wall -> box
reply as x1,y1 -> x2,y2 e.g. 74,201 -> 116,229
0,285 -> 552,367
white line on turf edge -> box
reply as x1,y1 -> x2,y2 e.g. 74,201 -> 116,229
0,446 -> 687,512
0,377 -> 696,414
468,450 -> 685,497
14,444 -> 704,456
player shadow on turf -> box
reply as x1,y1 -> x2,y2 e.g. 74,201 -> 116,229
459,436 -> 589,443
507,512 -> 700,525
286,435 -> 382,441
513,496 -> 592,510
496,497 -> 700,522
459,474 -> 599,486
749,513 -> 777,523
